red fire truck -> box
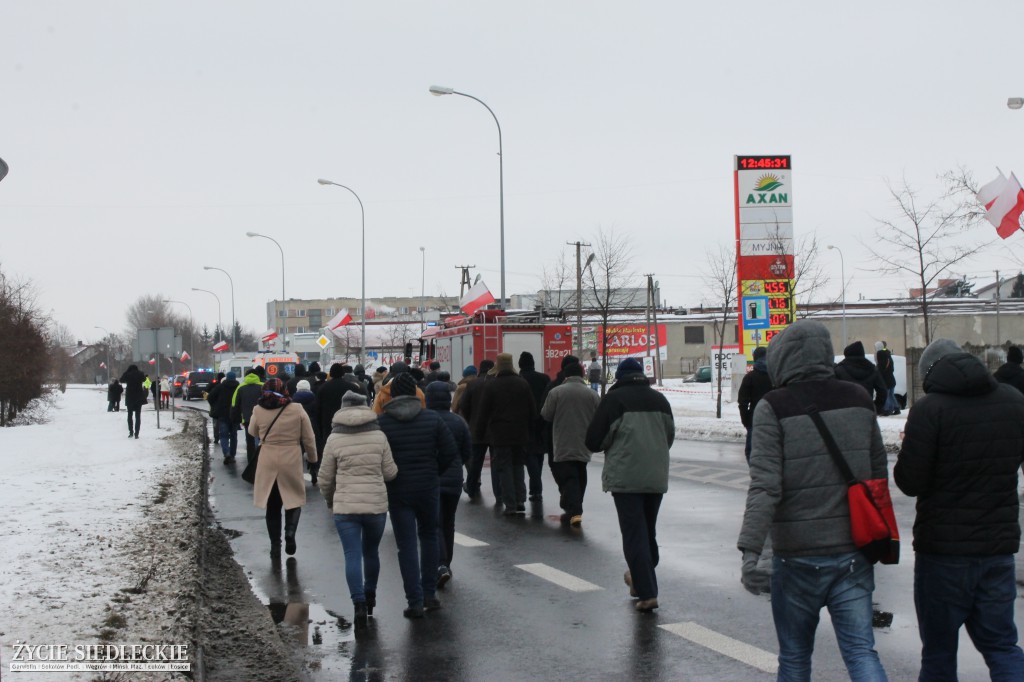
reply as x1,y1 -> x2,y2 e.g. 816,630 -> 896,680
418,310 -> 574,380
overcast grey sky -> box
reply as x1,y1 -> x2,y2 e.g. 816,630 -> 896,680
3,2 -> 1024,343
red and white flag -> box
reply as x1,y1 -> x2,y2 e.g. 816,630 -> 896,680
260,329 -> 279,343
460,280 -> 496,316
212,340 -> 229,352
148,358 -> 156,366
180,350 -> 191,362
977,171 -> 1024,239
99,362 -> 106,369
326,308 -> 352,336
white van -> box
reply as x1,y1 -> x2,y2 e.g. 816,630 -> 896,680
219,354 -> 254,379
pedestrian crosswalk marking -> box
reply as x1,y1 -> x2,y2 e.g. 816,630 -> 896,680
453,532 -> 489,548
514,563 -> 603,593
659,622 -> 778,674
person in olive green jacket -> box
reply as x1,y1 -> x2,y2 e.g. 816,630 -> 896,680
585,357 -> 674,613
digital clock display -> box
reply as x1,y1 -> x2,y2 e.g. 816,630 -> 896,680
764,280 -> 790,294
768,297 -> 790,310
736,155 -> 791,171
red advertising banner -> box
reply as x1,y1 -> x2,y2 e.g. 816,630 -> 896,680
596,324 -> 668,358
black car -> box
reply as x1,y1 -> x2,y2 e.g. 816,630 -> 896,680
183,371 -> 217,400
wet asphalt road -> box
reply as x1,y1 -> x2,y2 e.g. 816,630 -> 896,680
207,423 -> 1024,681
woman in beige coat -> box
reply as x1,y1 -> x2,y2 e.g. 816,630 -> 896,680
318,390 -> 397,627
248,377 -> 317,559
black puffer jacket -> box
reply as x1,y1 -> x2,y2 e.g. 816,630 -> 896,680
425,382 -> 470,496
993,361 -> 1024,395
894,352 -> 1024,555
212,377 -> 239,421
834,342 -> 887,412
378,396 -> 457,498
477,370 -> 536,447
119,366 -> 148,409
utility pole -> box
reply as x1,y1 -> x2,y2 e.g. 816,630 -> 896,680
650,275 -> 663,386
455,265 -> 475,299
996,269 -> 1001,349
567,240 -> 592,357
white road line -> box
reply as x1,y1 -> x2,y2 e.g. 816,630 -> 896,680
659,622 -> 778,674
453,532 -> 489,548
514,563 -> 603,593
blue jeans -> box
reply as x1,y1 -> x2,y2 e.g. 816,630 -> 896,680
333,514 -> 387,604
389,488 -> 440,607
914,552 -> 1024,681
217,418 -> 237,457
771,551 -> 887,682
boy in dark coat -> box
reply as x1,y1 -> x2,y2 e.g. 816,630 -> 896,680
518,351 -> 551,501
737,346 -> 773,462
107,379 -> 123,412
834,341 -> 887,414
425,381 -> 471,589
993,345 -> 1024,395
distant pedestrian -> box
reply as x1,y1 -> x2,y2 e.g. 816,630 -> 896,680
319,389 -> 398,628
993,345 -> 1024,395
737,321 -> 889,679
874,340 -> 899,415
451,365 -> 477,415
372,361 -> 425,414
249,377 -> 317,559
292,379 -> 319,485
586,357 -> 674,613
737,346 -> 772,462
285,363 -> 308,398
150,375 -> 160,407
423,361 -> 442,387
372,366 -> 388,395
159,376 -> 171,408
477,353 -> 536,515
107,379 -> 123,412
425,381 -> 471,590
588,354 -> 603,392
354,364 -> 375,404
212,371 -> 240,464
834,341 -> 887,414
378,372 -> 457,617
518,351 -> 551,501
315,364 -> 367,461
119,365 -> 147,438
231,368 -> 264,462
895,339 -> 1024,680
541,359 -> 600,526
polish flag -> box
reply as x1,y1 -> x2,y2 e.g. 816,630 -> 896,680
977,171 -> 1024,239
326,308 -> 352,336
260,329 -> 279,343
460,280 -> 496,316
148,358 -> 156,366
212,340 -> 229,352
99,362 -> 106,369
180,350 -> 191,362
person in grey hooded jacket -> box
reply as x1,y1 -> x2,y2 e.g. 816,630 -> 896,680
737,320 -> 889,681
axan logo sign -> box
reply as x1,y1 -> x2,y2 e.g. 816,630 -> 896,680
746,174 -> 788,205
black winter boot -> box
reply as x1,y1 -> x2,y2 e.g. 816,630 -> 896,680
365,591 -> 375,616
284,508 -> 301,556
266,510 -> 282,559
353,601 -> 368,629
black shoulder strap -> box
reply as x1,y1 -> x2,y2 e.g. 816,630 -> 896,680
805,405 -> 856,485
262,405 -> 286,442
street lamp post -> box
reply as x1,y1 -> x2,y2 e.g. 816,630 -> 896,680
1008,97 -> 1024,110
163,299 -> 194,370
246,232 -> 287,351
94,326 -> 111,383
203,266 -> 236,352
191,287 -> 223,348
317,179 -> 367,366
429,84 -> 506,309
827,245 -> 847,346
419,246 -> 427,331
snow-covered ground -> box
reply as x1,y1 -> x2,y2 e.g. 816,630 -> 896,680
0,382 -> 906,679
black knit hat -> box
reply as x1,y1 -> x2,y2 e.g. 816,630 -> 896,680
518,351 -> 535,370
1009,346 -> 1023,364
391,372 -> 418,397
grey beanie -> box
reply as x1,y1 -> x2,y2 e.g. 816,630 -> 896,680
342,390 -> 366,407
919,338 -> 962,378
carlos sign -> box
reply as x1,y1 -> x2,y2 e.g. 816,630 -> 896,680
595,324 -> 667,359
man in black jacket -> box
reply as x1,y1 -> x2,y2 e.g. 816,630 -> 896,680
895,339 -> 1024,680
477,353 -> 536,515
314,363 -> 366,458
874,340 -> 899,415
518,351 -> 551,501
737,345 -> 772,462
993,345 -> 1024,395
834,341 -> 887,414
456,359 -> 495,500
119,365 -> 148,438
212,371 -> 240,463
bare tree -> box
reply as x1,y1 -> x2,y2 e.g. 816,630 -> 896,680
539,246 -> 576,311
866,177 -> 986,345
762,224 -> 832,317
584,228 -> 640,395
701,244 -> 738,418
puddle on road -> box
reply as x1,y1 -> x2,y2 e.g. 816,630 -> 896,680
267,599 -> 362,677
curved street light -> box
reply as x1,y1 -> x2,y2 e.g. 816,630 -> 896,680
162,299 -> 194,370
203,266 -> 236,352
246,231 -> 287,351
429,84 -> 505,309
317,179 -> 367,365
827,245 -> 847,346
191,287 -> 223,347
420,246 -> 426,331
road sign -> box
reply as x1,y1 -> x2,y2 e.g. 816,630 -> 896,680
316,334 -> 330,349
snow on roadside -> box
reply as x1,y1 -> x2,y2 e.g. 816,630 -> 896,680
0,387 -> 195,679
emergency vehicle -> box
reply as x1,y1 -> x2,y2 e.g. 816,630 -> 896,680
250,352 -> 300,380
418,310 -> 573,380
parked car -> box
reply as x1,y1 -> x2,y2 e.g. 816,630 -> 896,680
183,371 -> 217,400
171,374 -> 187,398
683,366 -> 712,383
